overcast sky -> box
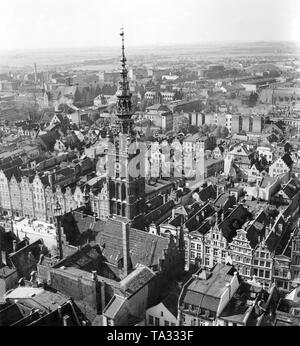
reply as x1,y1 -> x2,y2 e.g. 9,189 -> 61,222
0,0 -> 300,50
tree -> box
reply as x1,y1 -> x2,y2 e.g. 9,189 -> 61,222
220,126 -> 229,138
176,117 -> 190,134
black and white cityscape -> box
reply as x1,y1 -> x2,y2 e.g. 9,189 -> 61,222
0,0 -> 300,329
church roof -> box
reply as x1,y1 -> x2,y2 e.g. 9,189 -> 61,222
96,218 -> 170,269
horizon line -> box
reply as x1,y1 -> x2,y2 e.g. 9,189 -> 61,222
0,39 -> 299,54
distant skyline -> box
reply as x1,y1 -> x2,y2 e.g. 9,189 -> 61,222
0,0 -> 300,51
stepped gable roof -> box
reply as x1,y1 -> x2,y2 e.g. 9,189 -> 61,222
96,218 -> 170,269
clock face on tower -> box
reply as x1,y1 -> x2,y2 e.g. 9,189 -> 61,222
115,162 -> 122,178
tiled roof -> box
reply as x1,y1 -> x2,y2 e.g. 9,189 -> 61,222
264,215 -> 285,253
55,244 -> 102,272
5,287 -> 69,312
245,210 -> 269,248
143,199 -> 175,226
182,264 -> 234,313
185,203 -> 215,233
103,295 -> 125,319
9,239 -> 45,279
120,265 -> 156,295
219,204 -> 250,242
146,104 -> 171,112
38,131 -> 60,150
96,218 -> 170,269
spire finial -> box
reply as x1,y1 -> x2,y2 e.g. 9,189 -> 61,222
120,25 -> 126,66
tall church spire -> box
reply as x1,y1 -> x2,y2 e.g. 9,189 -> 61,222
116,27 -> 134,134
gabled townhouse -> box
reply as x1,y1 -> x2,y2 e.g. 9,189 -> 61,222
269,153 -> 293,178
145,284 -> 181,326
178,264 -> 239,326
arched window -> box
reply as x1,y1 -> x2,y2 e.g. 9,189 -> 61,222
110,181 -> 115,198
116,183 -> 120,200
121,184 -> 126,201
122,204 -> 126,217
117,203 -> 121,215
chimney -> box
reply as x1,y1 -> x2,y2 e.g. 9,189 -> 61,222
18,278 -> 25,286
48,173 -> 53,188
58,306 -> 62,319
30,271 -> 37,282
122,222 -> 130,277
62,315 -> 71,326
13,240 -> 17,252
92,270 -> 98,282
172,208 -> 176,219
